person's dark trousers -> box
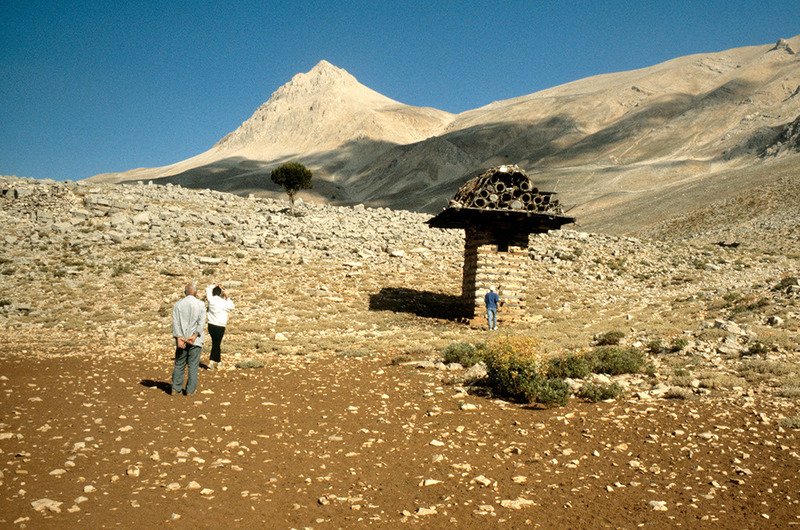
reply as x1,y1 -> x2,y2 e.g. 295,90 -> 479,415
208,324 -> 226,363
172,344 -> 201,395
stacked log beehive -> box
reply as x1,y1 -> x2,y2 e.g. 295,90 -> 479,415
428,164 -> 571,326
451,164 -> 563,214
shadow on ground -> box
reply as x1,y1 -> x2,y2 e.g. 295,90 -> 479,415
369,287 -> 470,321
139,379 -> 172,394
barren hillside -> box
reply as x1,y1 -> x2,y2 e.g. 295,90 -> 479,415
89,37 -> 800,237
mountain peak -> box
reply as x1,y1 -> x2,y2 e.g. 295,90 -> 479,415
211,59 -> 450,155
309,59 -> 345,75
289,60 -> 358,88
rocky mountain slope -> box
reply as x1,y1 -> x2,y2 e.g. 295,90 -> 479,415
89,36 -> 800,235
91,60 -> 453,201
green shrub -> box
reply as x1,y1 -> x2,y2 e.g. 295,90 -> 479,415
773,276 -> 799,292
664,387 -> 693,400
524,378 -> 571,407
671,374 -> 693,387
123,244 -> 151,252
779,416 -> 800,429
729,296 -> 769,316
485,350 -> 543,402
744,342 -> 769,356
577,382 -> 623,402
670,337 -> 689,352
234,359 -> 264,369
775,386 -> 800,398
482,336 -> 574,407
442,342 -> 484,368
697,373 -> 746,389
595,330 -> 625,346
589,346 -> 645,375
739,359 -> 794,377
338,348 -> 372,358
644,361 -> 657,378
647,339 -> 667,354
546,353 -> 592,379
390,354 -> 412,365
484,336 -> 544,402
111,263 -> 133,277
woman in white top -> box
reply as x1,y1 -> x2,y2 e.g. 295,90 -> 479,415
206,284 -> 235,370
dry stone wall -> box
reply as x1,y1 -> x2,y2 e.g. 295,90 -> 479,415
462,228 -> 531,322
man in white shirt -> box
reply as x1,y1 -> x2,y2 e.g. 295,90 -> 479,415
206,283 -> 235,370
171,282 -> 206,395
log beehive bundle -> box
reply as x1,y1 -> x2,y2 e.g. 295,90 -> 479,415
451,165 -> 563,214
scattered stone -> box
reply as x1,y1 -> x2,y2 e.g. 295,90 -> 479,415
31,498 -> 62,513
472,475 -> 493,487
500,497 -> 536,509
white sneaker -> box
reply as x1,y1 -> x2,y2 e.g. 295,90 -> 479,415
208,361 -> 216,370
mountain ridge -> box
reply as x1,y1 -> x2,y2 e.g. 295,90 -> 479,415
89,36 -> 800,236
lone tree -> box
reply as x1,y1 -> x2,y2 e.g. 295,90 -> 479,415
270,162 -> 313,216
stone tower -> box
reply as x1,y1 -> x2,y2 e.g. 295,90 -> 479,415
427,165 -> 574,324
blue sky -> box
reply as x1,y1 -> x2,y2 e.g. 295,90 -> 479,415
1,1 -> 797,181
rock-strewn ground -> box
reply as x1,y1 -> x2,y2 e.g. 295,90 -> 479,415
1,177 -> 798,528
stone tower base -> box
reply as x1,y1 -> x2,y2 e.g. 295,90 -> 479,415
462,228 -> 532,324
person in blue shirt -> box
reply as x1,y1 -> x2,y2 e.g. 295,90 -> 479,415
484,286 -> 500,331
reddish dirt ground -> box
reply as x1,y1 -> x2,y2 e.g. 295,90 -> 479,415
1,353 -> 798,529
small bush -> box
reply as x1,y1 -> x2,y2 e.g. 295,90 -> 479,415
589,346 -> 645,375
482,336 -> 574,407
744,342 -> 769,356
739,359 -> 794,377
595,330 -> 625,346
577,382 -> 623,402
111,263 -> 133,277
773,276 -> 799,292
671,374 -> 694,387
670,338 -> 689,352
390,354 -> 412,365
338,348 -> 372,358
647,339 -> 667,354
729,296 -> 770,316
664,387 -> 693,400
525,378 -> 571,408
484,336 -> 543,402
235,359 -> 264,369
697,373 -> 746,389
546,353 -> 592,379
123,244 -> 151,252
775,386 -> 800,398
779,416 -> 800,429
442,342 -> 484,368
